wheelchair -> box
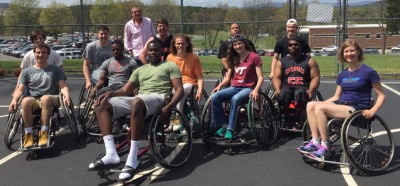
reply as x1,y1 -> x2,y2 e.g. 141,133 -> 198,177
4,93 -> 80,159
301,108 -> 395,174
182,85 -> 208,138
265,81 -> 323,132
93,101 -> 193,180
200,89 -> 278,155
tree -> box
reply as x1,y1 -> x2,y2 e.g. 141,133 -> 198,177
90,0 -> 115,25
39,1 -> 74,36
144,0 -> 179,33
3,0 -> 40,35
386,0 -> 400,34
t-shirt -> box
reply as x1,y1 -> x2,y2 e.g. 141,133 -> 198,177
82,40 -> 113,71
166,53 -> 203,85
129,61 -> 181,95
99,56 -> 138,86
20,49 -> 63,68
274,36 -> 311,58
336,64 -> 380,108
230,52 -> 262,88
19,65 -> 67,97
154,34 -> 173,61
280,54 -> 311,86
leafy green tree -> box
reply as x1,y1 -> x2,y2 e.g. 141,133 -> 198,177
90,0 -> 115,25
145,0 -> 179,28
39,1 -> 74,36
386,0 -> 400,34
3,0 -> 40,35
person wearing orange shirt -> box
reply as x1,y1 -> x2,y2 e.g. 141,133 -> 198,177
166,34 -> 204,130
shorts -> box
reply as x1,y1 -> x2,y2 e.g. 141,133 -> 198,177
279,85 -> 308,104
108,93 -> 165,120
333,101 -> 369,112
31,95 -> 60,111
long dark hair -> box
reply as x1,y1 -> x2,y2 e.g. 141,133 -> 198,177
227,34 -> 254,68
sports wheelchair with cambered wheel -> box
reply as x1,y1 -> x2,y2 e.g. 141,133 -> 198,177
4,93 -> 80,159
200,90 -> 278,155
301,110 -> 395,174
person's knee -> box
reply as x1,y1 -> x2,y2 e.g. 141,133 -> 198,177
96,100 -> 112,116
131,98 -> 145,116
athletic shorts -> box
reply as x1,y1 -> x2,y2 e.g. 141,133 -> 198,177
279,85 -> 308,104
30,95 -> 60,111
108,93 -> 165,120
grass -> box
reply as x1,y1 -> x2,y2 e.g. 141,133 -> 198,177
1,54 -> 400,78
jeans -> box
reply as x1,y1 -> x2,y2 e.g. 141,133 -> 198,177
210,86 -> 252,131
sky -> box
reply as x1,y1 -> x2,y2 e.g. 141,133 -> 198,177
0,0 -> 383,8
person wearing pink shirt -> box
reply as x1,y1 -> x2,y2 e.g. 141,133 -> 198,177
124,6 -> 155,66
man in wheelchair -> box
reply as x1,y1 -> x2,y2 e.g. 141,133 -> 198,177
9,43 -> 71,149
87,40 -> 184,182
272,36 -> 320,130
297,39 -> 385,159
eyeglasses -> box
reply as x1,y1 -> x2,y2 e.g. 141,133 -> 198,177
288,43 -> 299,47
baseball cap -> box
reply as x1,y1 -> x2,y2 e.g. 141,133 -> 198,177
287,19 -> 298,26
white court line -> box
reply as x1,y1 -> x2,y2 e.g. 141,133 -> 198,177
382,83 -> 400,96
340,128 -> 400,186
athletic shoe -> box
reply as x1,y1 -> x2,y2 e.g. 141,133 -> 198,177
215,127 -> 227,136
23,133 -> 34,149
224,130 -> 233,139
297,141 -> 318,154
310,146 -> 328,159
38,130 -> 49,147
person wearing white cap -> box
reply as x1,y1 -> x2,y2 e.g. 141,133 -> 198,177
270,19 -> 311,79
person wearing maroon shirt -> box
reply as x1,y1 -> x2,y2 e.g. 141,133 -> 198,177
211,34 -> 264,139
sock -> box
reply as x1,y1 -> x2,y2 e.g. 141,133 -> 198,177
311,138 -> 320,147
119,140 -> 140,180
41,126 -> 48,131
25,127 -> 33,134
88,135 -> 120,169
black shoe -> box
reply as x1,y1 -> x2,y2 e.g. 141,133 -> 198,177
87,160 -> 119,171
117,165 -> 137,182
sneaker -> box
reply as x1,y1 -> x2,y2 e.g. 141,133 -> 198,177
297,141 -> 318,154
310,146 -> 328,159
224,130 -> 233,139
215,127 -> 227,136
23,133 -> 34,149
38,130 -> 49,147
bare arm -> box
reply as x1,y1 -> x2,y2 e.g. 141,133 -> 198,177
221,58 -> 229,70
83,58 -> 91,89
325,85 -> 342,103
90,71 -> 107,98
307,57 -> 321,97
363,82 -> 385,118
139,37 -> 153,65
272,60 -> 282,96
95,80 -> 137,107
269,53 -> 280,79
9,83 -> 25,112
59,80 -> 71,106
195,73 -> 204,101
214,68 -> 232,92
250,66 -> 264,100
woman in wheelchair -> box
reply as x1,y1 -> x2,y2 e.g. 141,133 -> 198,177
166,34 -> 204,131
9,43 -> 71,149
210,34 -> 264,139
297,39 -> 385,159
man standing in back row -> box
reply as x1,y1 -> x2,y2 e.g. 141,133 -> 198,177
270,19 -> 311,79
124,6 -> 155,66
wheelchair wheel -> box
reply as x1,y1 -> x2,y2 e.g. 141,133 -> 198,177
4,109 -> 21,150
248,92 -> 278,147
149,108 -> 192,169
77,84 -> 92,123
265,81 -> 275,100
185,87 -> 209,135
60,93 -> 81,138
312,90 -> 324,101
302,118 -> 342,144
341,111 -> 395,174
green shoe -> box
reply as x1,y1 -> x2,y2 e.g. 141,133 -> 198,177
224,130 -> 233,139
215,127 -> 227,136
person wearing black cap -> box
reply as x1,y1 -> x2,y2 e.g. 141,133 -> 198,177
270,19 -> 311,79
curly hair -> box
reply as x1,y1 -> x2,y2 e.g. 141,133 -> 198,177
170,34 -> 193,55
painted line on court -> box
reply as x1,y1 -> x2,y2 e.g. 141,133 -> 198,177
382,83 -> 400,96
340,128 -> 400,186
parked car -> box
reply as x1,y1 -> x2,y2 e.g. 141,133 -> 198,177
256,50 -> 266,56
391,45 -> 400,53
311,50 -> 322,56
321,51 -> 336,56
363,49 -> 379,54
321,45 -> 338,52
265,51 -> 274,56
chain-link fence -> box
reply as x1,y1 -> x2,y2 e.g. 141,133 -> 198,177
1,0 -> 400,77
